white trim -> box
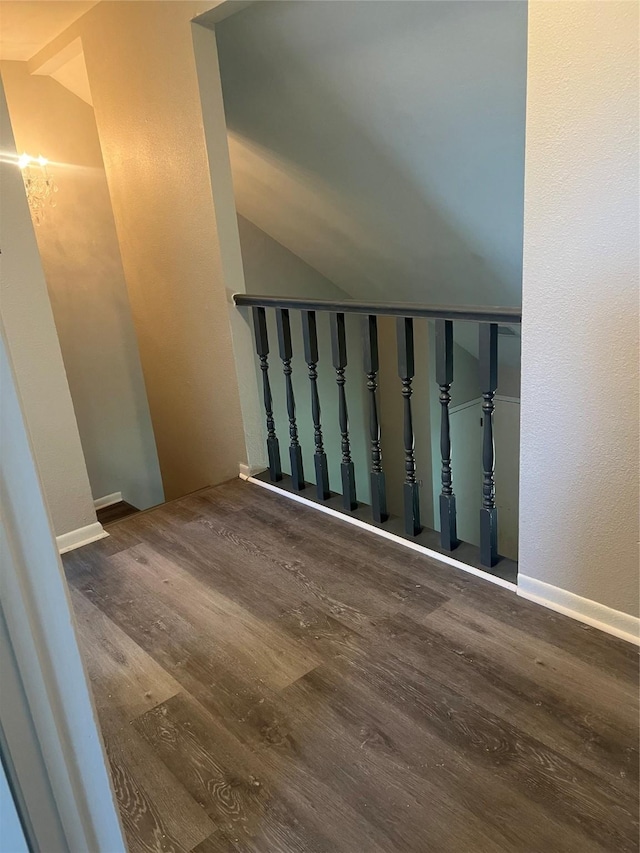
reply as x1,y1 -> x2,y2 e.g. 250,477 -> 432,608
56,522 -> 108,554
1,321 -> 126,851
93,491 -> 122,510
238,473 -> 517,592
518,575 -> 640,646
449,397 -> 482,415
0,751 -> 30,853
239,475 -> 639,647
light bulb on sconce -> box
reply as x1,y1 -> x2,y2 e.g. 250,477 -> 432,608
17,152 -> 58,225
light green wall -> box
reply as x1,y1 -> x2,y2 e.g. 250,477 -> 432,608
216,0 -> 527,308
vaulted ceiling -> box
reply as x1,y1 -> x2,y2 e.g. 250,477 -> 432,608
216,0 -> 527,313
215,1 -> 525,368
0,1 -> 95,104
0,1 -> 96,60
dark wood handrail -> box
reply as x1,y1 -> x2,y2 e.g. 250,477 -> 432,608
233,294 -> 522,324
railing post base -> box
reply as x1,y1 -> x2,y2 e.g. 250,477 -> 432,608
314,453 -> 330,501
341,461 -> 357,511
439,493 -> 459,551
370,471 -> 388,523
267,437 -> 282,482
289,446 -> 305,491
480,507 -> 498,567
403,482 -> 421,537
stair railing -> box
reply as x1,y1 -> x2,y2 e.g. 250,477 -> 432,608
235,294 -> 521,578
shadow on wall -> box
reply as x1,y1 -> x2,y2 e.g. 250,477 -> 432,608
1,62 -> 164,512
216,0 -> 527,307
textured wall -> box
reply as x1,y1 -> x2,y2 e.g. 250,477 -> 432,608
0,82 -> 97,537
76,1 -> 245,500
519,1 -> 639,615
2,62 -> 164,510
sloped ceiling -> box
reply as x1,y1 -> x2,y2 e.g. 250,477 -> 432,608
216,0 -> 527,311
0,1 -> 96,60
0,2 -> 94,105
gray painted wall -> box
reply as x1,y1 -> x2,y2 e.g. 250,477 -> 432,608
217,0 -> 527,307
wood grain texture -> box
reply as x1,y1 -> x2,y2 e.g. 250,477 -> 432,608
70,587 -> 182,735
64,478 -> 639,853
104,725 -> 215,853
106,543 -> 322,691
190,836 -> 234,853
134,692 -> 340,853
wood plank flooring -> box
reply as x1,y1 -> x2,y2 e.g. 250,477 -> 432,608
97,500 -> 140,525
63,479 -> 639,853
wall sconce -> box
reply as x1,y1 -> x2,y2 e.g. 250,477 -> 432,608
18,153 -> 58,226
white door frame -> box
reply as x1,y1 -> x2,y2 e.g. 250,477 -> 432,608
0,323 -> 126,852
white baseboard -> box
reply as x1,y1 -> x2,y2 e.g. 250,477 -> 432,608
56,522 -> 109,555
518,575 -> 639,646
93,491 -> 122,510
238,473 -> 517,592
238,474 -> 639,646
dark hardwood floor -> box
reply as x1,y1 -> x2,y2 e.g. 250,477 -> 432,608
63,479 -> 639,853
97,500 -> 140,526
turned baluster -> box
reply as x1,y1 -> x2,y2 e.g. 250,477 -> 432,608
435,319 -> 459,551
479,322 -> 499,566
330,312 -> 357,511
251,307 -> 282,482
397,317 -> 421,536
363,315 -> 388,523
276,308 -> 305,491
301,311 -> 330,501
